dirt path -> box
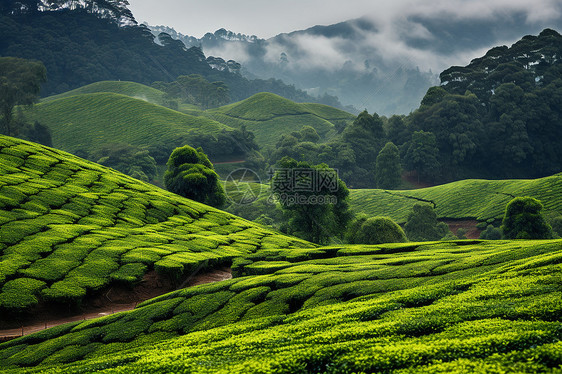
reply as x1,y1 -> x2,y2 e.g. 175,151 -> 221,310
0,267 -> 232,342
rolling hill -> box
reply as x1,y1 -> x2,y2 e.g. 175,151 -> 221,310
205,92 -> 355,148
26,92 -> 233,157
0,135 -> 311,315
349,174 -> 562,224
40,81 -> 166,106
1,239 -> 561,372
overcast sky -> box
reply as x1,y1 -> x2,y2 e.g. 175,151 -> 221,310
128,0 -> 562,39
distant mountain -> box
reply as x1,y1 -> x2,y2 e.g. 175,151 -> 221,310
149,12 -> 562,115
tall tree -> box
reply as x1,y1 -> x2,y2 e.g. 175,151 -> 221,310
164,145 -> 226,208
375,142 -> 402,189
403,131 -> 440,183
0,57 -> 46,136
271,157 -> 352,244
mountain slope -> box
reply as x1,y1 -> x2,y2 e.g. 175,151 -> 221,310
0,135 -> 312,315
205,92 -> 355,148
1,239 -> 561,372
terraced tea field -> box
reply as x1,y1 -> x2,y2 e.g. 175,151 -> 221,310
205,92 -> 355,148
1,239 -> 561,372
0,135 -> 311,314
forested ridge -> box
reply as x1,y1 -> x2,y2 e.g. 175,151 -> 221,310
0,0 -> 320,104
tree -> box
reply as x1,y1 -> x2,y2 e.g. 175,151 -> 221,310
0,57 -> 46,136
164,145 -> 226,208
375,142 -> 402,189
271,157 -> 352,244
404,203 -> 450,241
346,216 -> 407,244
501,197 -> 553,239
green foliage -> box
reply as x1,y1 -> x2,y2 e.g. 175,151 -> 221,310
164,145 -> 226,208
93,143 -> 157,182
347,216 -> 408,244
480,225 -> 503,240
502,197 -> 553,239
375,142 -> 402,189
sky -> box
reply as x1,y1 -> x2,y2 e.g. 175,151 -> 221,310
128,0 -> 562,39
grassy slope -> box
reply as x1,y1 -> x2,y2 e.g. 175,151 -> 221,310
350,174 -> 562,224
1,239 -> 561,372
0,135 -> 311,312
27,92 -> 233,155
205,92 -> 355,148
41,81 -> 165,105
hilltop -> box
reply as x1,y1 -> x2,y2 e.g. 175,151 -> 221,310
1,239 -> 561,371
40,81 -> 166,105
0,135 -> 311,318
205,92 -> 355,148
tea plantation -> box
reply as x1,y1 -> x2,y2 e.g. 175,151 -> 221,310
1,239 -> 561,372
0,135 -> 311,313
205,92 -> 355,148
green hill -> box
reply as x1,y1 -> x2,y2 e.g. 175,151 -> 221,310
205,92 -> 355,148
1,239 -> 561,372
27,92 -> 233,156
350,174 -> 562,224
41,81 -> 166,105
0,135 -> 311,313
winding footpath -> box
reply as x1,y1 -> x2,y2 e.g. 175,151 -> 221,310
0,267 -> 232,342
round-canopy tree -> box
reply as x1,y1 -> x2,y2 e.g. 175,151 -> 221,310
164,145 -> 226,208
347,216 -> 407,244
501,196 -> 552,239
404,203 -> 450,241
